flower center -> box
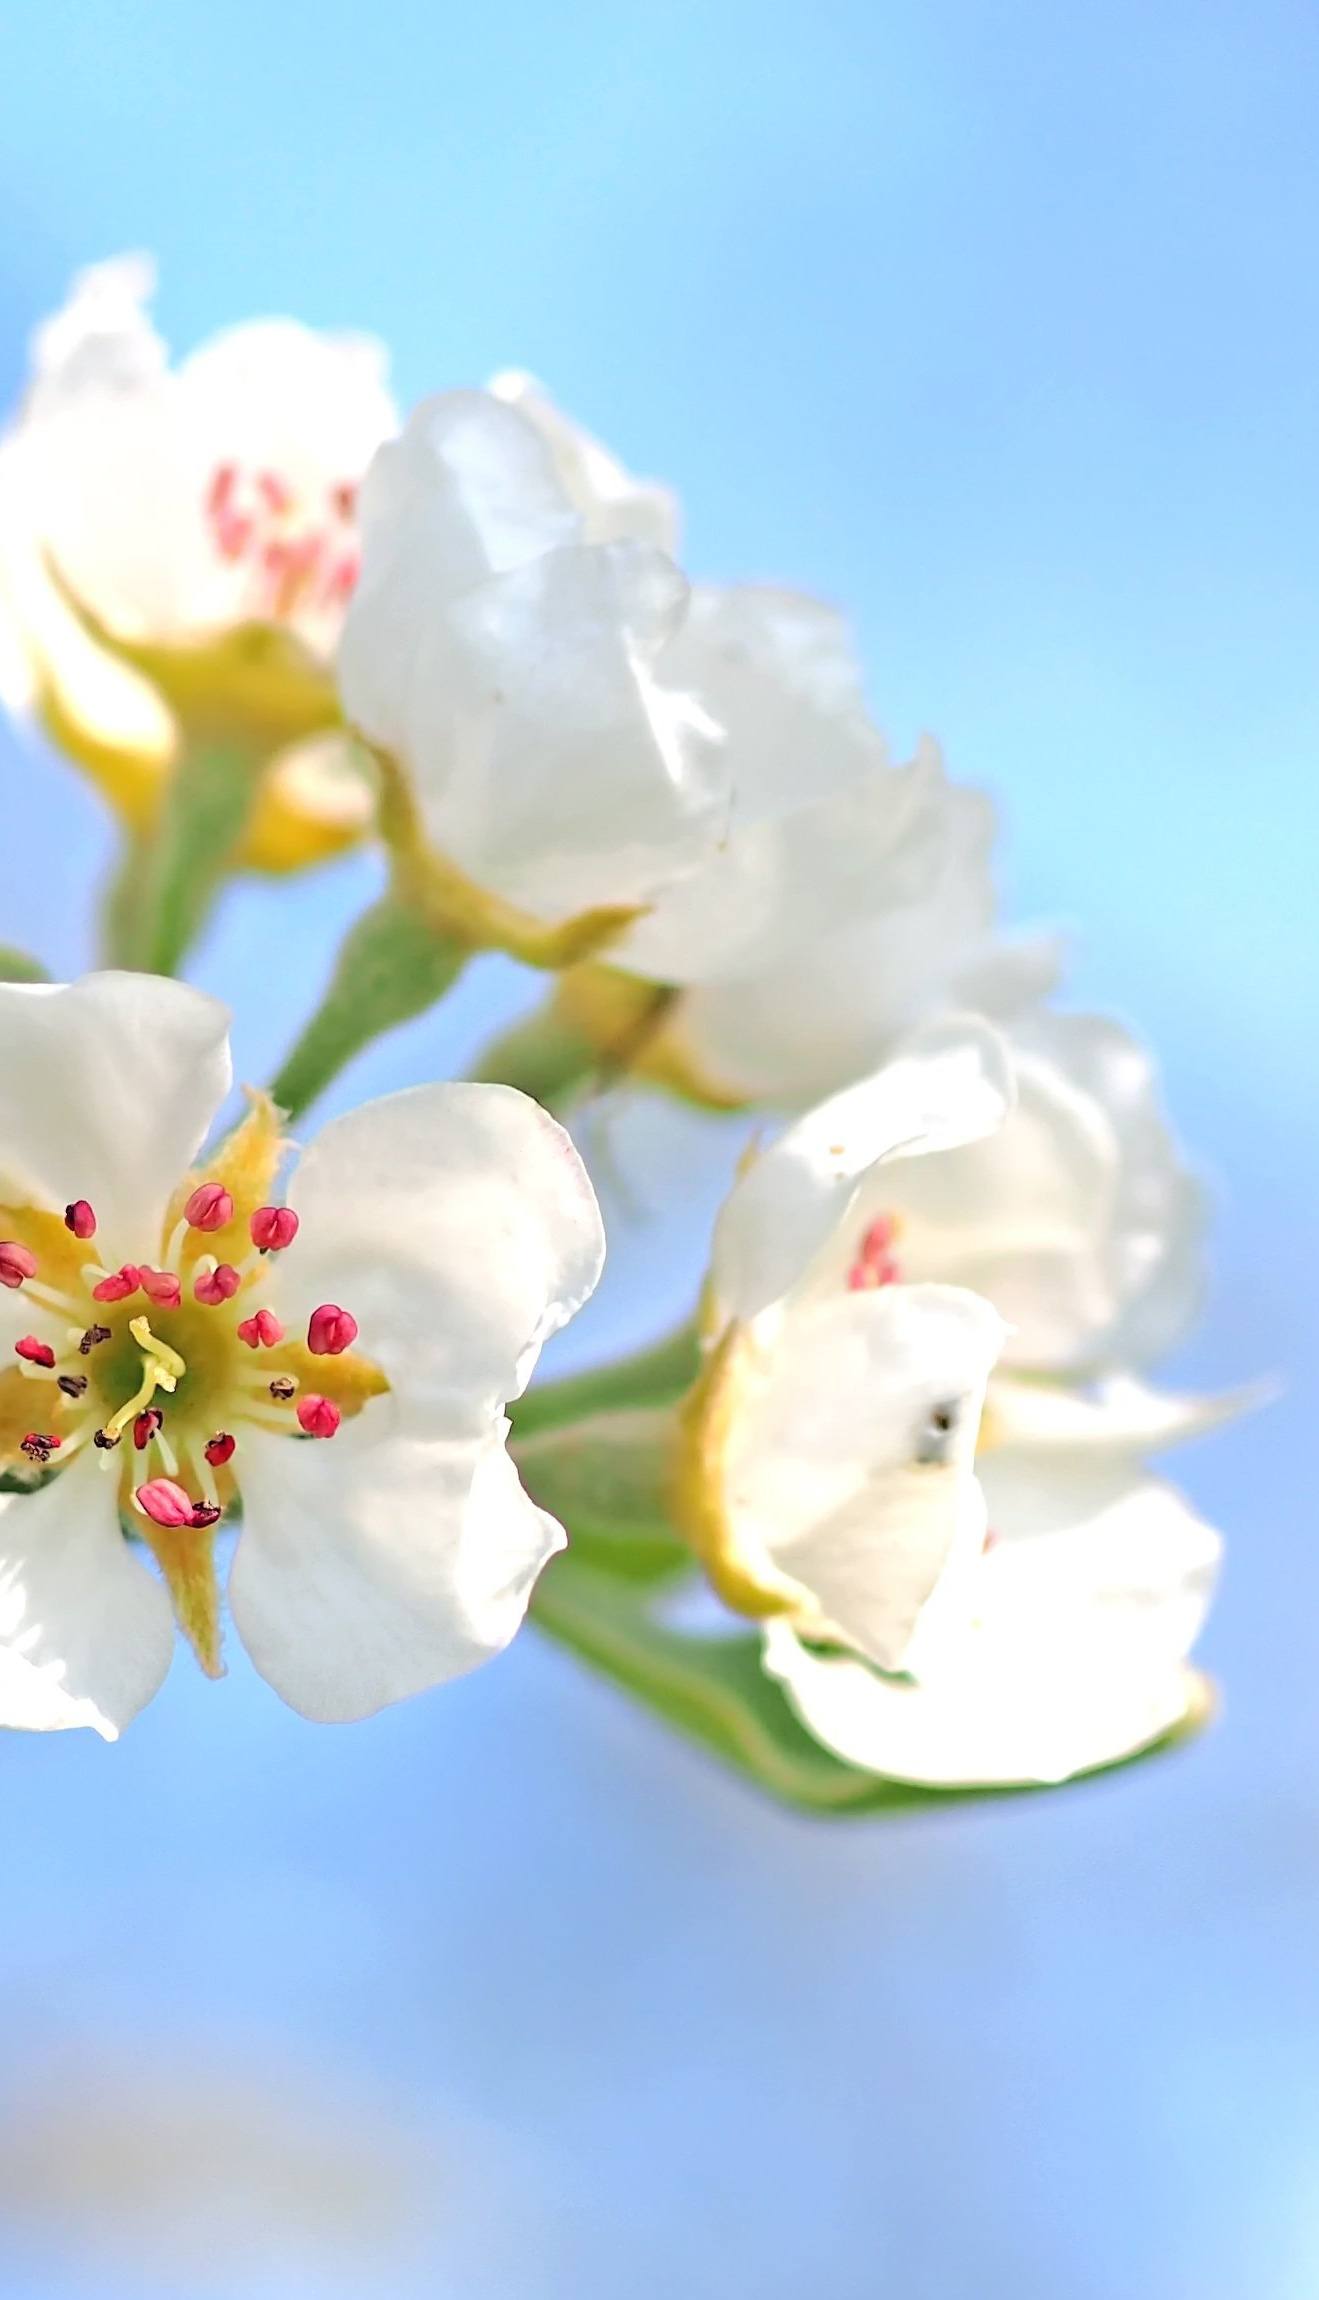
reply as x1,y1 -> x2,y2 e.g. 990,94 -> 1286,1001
0,1180 -> 385,1535
204,462 -> 360,624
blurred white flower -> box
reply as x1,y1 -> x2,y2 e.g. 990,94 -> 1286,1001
694,1016 -> 1223,1785
663,757 -> 1060,1104
0,972 -> 603,1733
337,388 -> 727,933
0,255 -> 395,866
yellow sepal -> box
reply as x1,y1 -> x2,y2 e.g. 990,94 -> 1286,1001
669,1323 -> 817,1622
553,964 -> 748,1111
373,746 -> 646,971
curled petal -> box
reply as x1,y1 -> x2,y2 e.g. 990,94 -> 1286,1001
0,974 -> 231,1264
229,1415 -> 563,1722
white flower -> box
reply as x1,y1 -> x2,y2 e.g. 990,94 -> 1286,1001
665,755 -> 1060,1104
696,1016 -> 1223,1786
0,257 -> 395,858
337,389 -> 727,930
479,384 -> 960,987
0,972 -> 604,1736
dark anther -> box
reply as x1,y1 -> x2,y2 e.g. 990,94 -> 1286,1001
79,1324 -> 112,1356
93,1427 -> 122,1450
57,1373 -> 89,1399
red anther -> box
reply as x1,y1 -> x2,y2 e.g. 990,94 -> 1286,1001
132,1408 -> 164,1452
206,463 -> 237,518
257,469 -> 292,515
250,1205 -> 298,1253
190,1503 -> 223,1530
847,1215 -> 901,1292
184,1182 -> 234,1233
92,1265 -> 141,1304
236,1307 -> 284,1349
296,1394 -> 341,1439
204,1432 -> 236,1467
307,1304 -> 357,1356
15,1335 -> 56,1368
0,1242 -> 37,1289
139,1267 -> 182,1309
21,1432 -> 60,1462
64,1200 -> 97,1240
194,1263 -> 241,1306
134,1478 -> 195,1528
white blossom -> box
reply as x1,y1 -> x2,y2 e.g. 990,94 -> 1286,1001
0,972 -> 604,1734
0,256 -> 394,841
337,389 -> 727,930
700,1016 -> 1223,1785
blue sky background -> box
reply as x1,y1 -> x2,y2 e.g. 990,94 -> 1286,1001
0,2 -> 1316,2293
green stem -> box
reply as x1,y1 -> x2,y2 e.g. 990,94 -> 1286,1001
0,945 -> 51,984
268,892 -> 468,1122
512,1319 -> 701,1438
468,997 -> 599,1114
115,739 -> 260,976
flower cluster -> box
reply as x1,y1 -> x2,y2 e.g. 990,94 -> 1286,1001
0,259 -> 1244,1797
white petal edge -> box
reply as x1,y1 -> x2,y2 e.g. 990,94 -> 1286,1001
0,1455 -> 176,1738
0,973 -> 232,1265
228,1411 -> 563,1723
274,1082 -> 605,1420
711,1015 -> 1014,1323
763,1471 -> 1219,1787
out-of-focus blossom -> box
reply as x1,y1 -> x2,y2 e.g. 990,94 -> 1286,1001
337,388 -> 727,949
679,1017 -> 1222,1784
0,256 -> 395,868
0,971 -> 603,1733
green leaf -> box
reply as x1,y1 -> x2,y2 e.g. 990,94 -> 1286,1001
514,1408 -> 687,1582
0,946 -> 51,984
469,995 -> 600,1114
531,1542 -> 1210,1817
514,1321 -> 701,1438
267,893 -> 468,1121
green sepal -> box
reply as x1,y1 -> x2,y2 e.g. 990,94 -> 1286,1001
267,892 -> 468,1121
531,1548 -> 1212,1815
468,997 -> 599,1114
513,1322 -> 701,1439
514,1406 -> 688,1582
0,946 -> 51,983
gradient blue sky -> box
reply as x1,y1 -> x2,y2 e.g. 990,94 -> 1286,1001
1,4 -> 1316,2295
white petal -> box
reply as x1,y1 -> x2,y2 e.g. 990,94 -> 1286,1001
726,1283 -> 1004,1668
396,541 -> 727,923
276,1082 -> 605,1418
986,1371 -> 1256,1454
488,371 -> 680,553
338,390 -> 582,755
0,973 -> 232,1264
764,1621 -> 1203,1790
674,772 -> 1046,1105
763,1461 -> 1221,1787
711,1016 -> 1013,1322
0,1456 -> 176,1738
229,1411 -> 562,1722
